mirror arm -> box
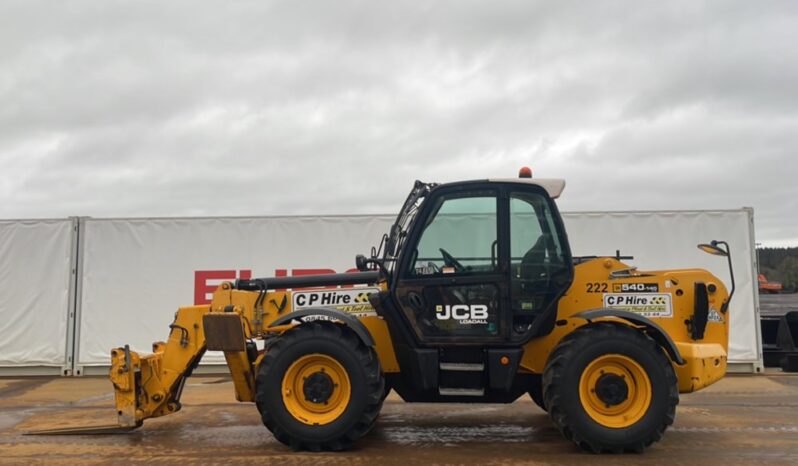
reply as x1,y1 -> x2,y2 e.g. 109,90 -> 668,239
713,240 -> 735,313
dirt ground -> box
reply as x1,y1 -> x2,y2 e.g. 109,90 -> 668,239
1,373 -> 797,465
760,292 -> 798,316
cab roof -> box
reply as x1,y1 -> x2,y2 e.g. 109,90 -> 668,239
435,178 -> 566,199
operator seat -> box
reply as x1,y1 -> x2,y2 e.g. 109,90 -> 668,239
520,234 -> 548,288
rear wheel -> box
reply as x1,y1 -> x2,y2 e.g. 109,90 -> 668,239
543,323 -> 678,453
255,321 -> 384,451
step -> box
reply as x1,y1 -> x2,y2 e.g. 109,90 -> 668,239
438,387 -> 485,397
439,362 -> 485,372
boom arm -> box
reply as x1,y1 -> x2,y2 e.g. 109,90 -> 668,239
110,305 -> 211,428
106,280 -> 297,431
29,277 -> 382,435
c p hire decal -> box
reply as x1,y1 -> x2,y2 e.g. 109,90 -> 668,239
435,304 -> 489,324
292,288 -> 378,317
602,293 -> 673,318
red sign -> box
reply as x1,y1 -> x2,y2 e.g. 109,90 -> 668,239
194,268 -> 359,304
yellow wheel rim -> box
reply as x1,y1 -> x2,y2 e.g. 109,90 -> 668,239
281,353 -> 351,426
578,354 -> 652,428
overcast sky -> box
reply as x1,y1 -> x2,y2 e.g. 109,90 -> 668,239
1,1 -> 796,245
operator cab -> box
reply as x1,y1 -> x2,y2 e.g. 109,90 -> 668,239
377,169 -> 574,347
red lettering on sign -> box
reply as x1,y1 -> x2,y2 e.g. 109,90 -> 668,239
195,267 -> 371,303
194,270 -> 251,305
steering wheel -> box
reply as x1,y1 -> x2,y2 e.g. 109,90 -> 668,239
439,248 -> 466,272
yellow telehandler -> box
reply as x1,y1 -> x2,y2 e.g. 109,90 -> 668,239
35,169 -> 735,453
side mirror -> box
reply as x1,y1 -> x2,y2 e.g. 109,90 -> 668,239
355,254 -> 369,272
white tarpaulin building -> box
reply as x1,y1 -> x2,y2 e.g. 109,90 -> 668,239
0,219 -> 77,375
0,209 -> 763,375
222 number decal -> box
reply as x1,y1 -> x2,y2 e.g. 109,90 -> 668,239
585,282 -> 608,293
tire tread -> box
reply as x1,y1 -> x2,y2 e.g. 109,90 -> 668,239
255,321 -> 384,451
543,323 -> 679,453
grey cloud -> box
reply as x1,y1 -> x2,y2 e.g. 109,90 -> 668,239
0,0 -> 796,245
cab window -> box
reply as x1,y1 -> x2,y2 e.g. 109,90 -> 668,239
409,194 -> 498,276
510,192 -> 568,315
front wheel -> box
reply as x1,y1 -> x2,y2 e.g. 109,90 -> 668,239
543,323 -> 678,453
255,322 -> 384,451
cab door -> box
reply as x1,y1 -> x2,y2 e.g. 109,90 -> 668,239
391,187 -> 510,344
507,189 -> 573,339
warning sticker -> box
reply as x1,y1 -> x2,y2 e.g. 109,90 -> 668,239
292,287 -> 379,317
603,293 -> 673,318
708,308 -> 724,323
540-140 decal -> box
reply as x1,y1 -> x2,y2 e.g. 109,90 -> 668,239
585,282 -> 660,293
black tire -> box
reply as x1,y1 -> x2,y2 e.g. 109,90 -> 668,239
255,321 -> 384,451
543,323 -> 678,453
528,375 -> 547,412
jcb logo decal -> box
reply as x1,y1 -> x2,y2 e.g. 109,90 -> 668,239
435,304 -> 489,324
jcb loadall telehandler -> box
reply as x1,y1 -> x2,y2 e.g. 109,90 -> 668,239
39,169 -> 735,453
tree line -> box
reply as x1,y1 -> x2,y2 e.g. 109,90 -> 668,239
758,247 -> 798,292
